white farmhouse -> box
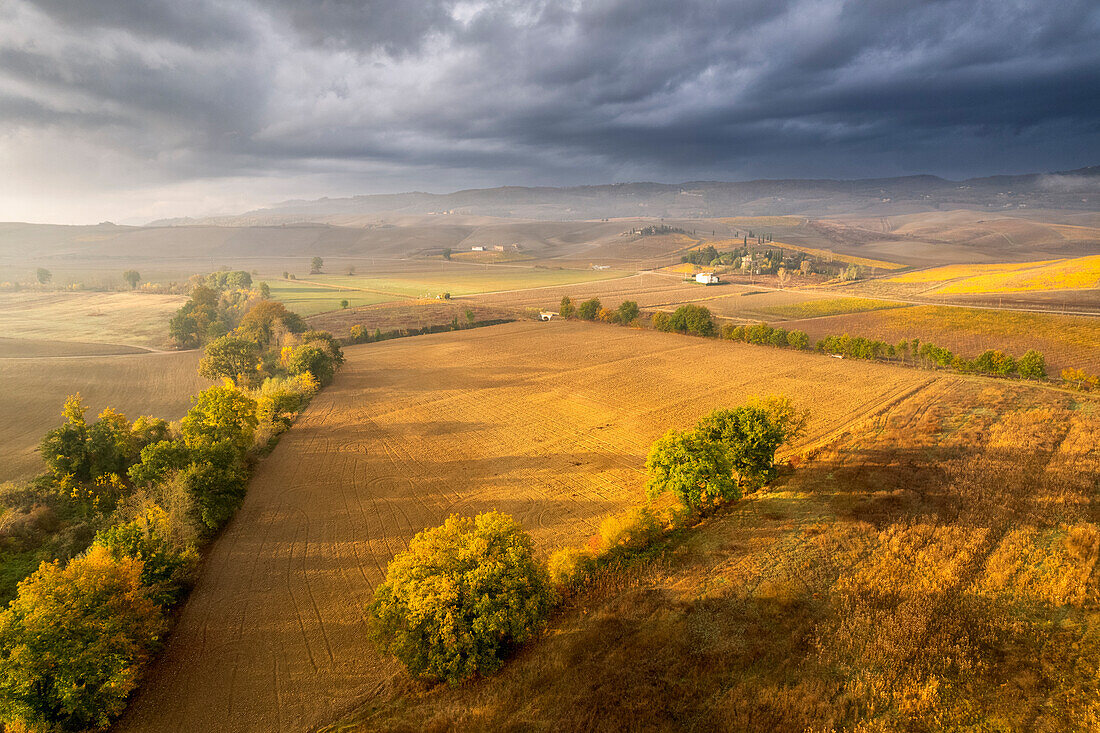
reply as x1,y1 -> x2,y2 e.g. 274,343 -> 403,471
471,245 -> 485,251
695,272 -> 719,284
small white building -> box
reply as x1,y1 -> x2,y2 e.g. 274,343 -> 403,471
471,245 -> 485,251
695,272 -> 719,285
539,311 -> 556,321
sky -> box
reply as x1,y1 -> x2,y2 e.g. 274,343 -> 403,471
1,0 -> 1098,224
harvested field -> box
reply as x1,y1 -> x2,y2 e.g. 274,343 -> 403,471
0,337 -> 148,358
0,291 -> 187,349
327,378 -> 1100,732
0,351 -> 208,483
782,304 -> 1100,375
118,321 -> 939,733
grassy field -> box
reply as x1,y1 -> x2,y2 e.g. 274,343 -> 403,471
0,291 -> 187,349
117,321 -> 937,733
0,351 -> 208,482
755,296 -> 908,321
783,304 -> 1100,375
265,281 -> 400,315
326,377 -> 1100,732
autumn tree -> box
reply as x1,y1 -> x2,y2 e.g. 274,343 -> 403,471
369,512 -> 552,683
0,547 -> 166,732
559,296 -> 576,318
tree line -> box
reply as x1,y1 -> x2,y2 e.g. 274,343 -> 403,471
0,277 -> 343,732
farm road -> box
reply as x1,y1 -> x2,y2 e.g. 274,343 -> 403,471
116,321 -> 939,732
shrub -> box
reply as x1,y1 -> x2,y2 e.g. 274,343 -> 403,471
284,344 -> 335,385
548,546 -> 596,586
598,506 -> 663,553
369,512 -> 553,683
1018,349 -> 1046,380
559,296 -> 576,319
198,335 -> 261,386
0,547 -> 166,732
349,324 -> 367,343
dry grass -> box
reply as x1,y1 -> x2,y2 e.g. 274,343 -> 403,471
0,291 -> 187,349
325,379 -> 1100,732
116,321 -> 936,733
720,216 -> 806,228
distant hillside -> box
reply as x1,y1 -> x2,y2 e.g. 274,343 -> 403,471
152,167 -> 1100,225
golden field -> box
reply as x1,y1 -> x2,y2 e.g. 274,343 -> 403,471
117,321 -> 939,732
326,376 -> 1100,732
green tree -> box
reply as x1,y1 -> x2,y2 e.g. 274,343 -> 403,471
576,298 -> 601,321
695,397 -> 807,491
35,267 -> 51,285
285,344 -> 336,386
369,512 -> 553,683
180,384 -> 258,456
182,444 -> 249,531
974,349 -> 1016,377
310,256 -> 324,274
663,304 -> 715,337
198,335 -> 261,386
40,394 -> 92,481
259,282 -> 271,299
616,300 -> 640,324
442,248 -> 452,260
122,270 -> 141,289
1018,350 -> 1046,380
787,330 -> 809,350
128,440 -> 191,488
340,299 -> 349,309
645,428 -> 735,509
0,547 -> 166,732
559,296 -> 576,319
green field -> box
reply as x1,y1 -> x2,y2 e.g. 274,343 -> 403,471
756,296 -> 907,320
265,282 -> 399,315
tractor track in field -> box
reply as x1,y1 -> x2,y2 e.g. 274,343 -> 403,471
116,320 -> 943,732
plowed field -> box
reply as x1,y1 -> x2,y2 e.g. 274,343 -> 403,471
118,321 -> 942,732
0,351 -> 208,482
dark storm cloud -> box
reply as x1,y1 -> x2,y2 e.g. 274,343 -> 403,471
2,0 -> 1098,212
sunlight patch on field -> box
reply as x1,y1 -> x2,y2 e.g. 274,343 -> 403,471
885,260 -> 1060,285
934,255 -> 1100,294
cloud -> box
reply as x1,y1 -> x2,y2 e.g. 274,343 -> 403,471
0,0 -> 1097,222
